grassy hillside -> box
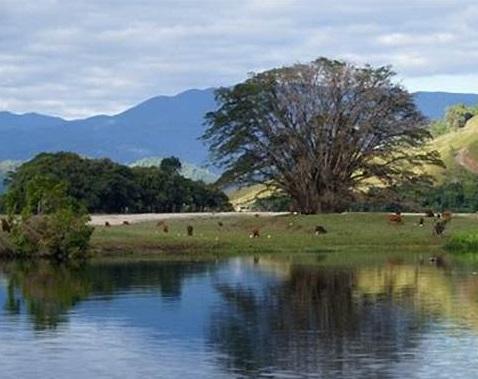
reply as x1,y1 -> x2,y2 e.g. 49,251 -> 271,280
425,116 -> 478,180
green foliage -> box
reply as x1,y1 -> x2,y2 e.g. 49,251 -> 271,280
444,233 -> 478,253
6,152 -> 232,214
5,174 -> 94,259
430,104 -> 478,138
159,156 -> 182,176
445,104 -> 476,130
429,119 -> 451,138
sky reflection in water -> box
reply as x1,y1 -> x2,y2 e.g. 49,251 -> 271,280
0,256 -> 477,378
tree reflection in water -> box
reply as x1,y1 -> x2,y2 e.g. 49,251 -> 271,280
0,260 -> 215,331
1,261 -> 92,330
209,265 -> 427,378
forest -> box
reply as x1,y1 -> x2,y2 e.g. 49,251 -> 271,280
0,152 -> 232,214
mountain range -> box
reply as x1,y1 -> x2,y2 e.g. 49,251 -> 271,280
1,89 -> 478,167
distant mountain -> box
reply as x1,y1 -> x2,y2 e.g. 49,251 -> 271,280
413,92 -> 478,120
1,89 -> 477,166
0,88 -> 217,164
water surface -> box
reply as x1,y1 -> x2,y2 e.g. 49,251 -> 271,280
0,254 -> 478,378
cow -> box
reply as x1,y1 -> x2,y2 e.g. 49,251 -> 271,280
433,221 -> 446,236
388,213 -> 403,224
250,228 -> 260,238
104,221 -> 111,227
1,218 -> 11,233
441,210 -> 453,221
315,225 -> 328,235
122,221 -> 130,225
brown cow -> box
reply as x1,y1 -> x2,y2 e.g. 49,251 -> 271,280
441,210 -> 453,221
250,228 -> 260,238
388,214 -> 403,224
122,221 -> 130,225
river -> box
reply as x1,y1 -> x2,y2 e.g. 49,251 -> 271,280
0,254 -> 477,378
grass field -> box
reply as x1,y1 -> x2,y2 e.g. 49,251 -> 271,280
89,212 -> 478,262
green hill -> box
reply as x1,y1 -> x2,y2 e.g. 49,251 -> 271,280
426,116 -> 478,180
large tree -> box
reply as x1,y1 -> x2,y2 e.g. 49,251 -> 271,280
202,57 -> 443,213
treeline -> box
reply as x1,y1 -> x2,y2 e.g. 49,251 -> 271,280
0,152 -> 232,214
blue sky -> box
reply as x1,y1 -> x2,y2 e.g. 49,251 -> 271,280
1,0 -> 478,119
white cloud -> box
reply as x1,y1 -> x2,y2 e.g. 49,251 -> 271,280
1,0 -> 478,118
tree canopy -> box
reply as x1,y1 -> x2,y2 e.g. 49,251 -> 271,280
3,152 -> 232,214
202,57 -> 443,213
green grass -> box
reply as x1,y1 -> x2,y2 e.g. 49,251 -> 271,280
89,212 -> 478,261
444,232 -> 478,253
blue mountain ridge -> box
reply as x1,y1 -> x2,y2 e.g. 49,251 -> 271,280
0,89 -> 477,165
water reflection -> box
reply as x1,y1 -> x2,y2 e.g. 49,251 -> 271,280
0,256 -> 477,378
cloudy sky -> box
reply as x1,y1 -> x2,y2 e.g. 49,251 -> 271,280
2,0 -> 478,119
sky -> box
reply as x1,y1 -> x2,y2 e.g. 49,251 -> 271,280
1,0 -> 478,119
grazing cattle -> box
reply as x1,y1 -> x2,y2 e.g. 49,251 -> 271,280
187,225 -> 194,236
315,225 -> 328,235
1,218 -> 11,233
441,210 -> 453,221
162,224 -> 169,233
104,221 -> 111,227
424,209 -> 435,218
388,214 -> 403,224
122,221 -> 130,225
250,228 -> 260,238
433,221 -> 446,236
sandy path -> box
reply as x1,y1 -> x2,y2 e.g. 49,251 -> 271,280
89,212 -> 288,225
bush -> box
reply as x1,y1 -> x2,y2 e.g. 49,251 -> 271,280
9,209 -> 94,260
444,233 -> 478,253
3,174 -> 94,260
